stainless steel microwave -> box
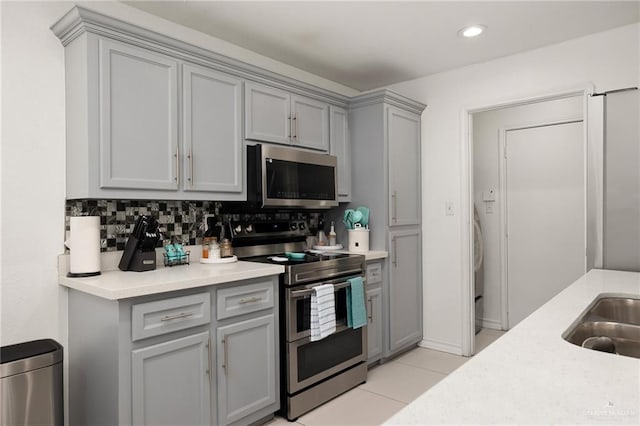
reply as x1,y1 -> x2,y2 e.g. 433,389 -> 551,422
247,144 -> 339,209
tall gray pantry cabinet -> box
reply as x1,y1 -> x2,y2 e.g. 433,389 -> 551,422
349,90 -> 426,359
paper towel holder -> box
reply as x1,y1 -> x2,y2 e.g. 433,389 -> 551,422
65,216 -> 102,278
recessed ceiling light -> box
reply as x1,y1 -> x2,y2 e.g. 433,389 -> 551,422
459,25 -> 486,38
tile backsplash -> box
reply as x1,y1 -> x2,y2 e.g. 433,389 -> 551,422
65,200 -> 322,252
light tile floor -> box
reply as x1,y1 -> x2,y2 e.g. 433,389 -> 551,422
267,328 -> 505,426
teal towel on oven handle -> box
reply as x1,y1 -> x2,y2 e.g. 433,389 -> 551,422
346,276 -> 367,329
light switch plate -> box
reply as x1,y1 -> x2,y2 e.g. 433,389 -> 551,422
446,202 -> 455,216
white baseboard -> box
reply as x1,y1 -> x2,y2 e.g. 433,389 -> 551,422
481,319 -> 502,330
418,338 -> 463,356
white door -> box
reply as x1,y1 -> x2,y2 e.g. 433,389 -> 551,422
505,121 -> 585,327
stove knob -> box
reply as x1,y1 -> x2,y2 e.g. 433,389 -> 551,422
299,222 -> 306,231
234,224 -> 243,234
245,224 -> 254,233
290,223 -> 298,231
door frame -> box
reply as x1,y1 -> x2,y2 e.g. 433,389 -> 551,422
499,118 -> 585,329
460,85 -> 602,356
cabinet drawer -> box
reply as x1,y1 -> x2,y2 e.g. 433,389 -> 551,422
132,293 -> 210,341
366,262 -> 383,284
216,280 -> 275,320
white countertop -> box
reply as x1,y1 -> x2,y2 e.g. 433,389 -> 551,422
59,251 -> 284,300
386,269 -> 640,425
58,246 -> 386,301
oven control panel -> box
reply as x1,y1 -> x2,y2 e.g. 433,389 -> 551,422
228,220 -> 310,239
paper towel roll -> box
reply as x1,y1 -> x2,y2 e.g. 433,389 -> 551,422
67,216 -> 101,276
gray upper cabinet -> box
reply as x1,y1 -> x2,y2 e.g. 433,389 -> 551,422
53,6 -> 351,200
330,105 -> 351,201
245,82 -> 329,152
131,332 -> 212,426
99,38 -> 179,191
182,64 -> 243,194
291,95 -> 329,151
387,106 -> 421,227
245,83 -> 291,145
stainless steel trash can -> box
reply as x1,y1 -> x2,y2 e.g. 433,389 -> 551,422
1,339 -> 63,425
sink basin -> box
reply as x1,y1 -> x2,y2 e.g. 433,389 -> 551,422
563,294 -> 640,358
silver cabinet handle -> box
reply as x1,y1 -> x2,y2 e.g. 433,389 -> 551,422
221,336 -> 228,374
160,312 -> 193,322
187,148 -> 193,184
238,296 -> 263,304
174,147 -> 180,185
393,238 -> 398,267
391,190 -> 397,223
292,114 -> 297,140
368,297 -> 373,322
288,114 -> 292,140
206,337 -> 211,383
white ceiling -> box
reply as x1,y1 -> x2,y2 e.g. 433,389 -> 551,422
124,1 -> 640,91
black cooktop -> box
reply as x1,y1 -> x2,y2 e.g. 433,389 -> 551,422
245,251 -> 351,266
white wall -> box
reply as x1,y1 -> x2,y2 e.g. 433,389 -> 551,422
0,0 -> 357,349
473,96 -> 583,329
388,23 -> 640,354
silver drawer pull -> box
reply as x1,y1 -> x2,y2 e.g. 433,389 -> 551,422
160,312 -> 194,322
238,296 -> 263,304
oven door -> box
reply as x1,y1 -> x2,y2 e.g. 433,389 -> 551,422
287,326 -> 367,394
286,277 -> 363,342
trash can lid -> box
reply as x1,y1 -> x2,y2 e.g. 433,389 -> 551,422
1,339 -> 62,364
1,339 -> 63,378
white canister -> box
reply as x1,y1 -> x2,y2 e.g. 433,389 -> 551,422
348,228 -> 370,253
65,216 -> 101,277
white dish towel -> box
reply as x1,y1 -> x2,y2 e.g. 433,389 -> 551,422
310,284 -> 336,341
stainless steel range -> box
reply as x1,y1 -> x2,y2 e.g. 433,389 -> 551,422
233,219 -> 367,421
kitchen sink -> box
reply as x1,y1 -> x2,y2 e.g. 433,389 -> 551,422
563,294 -> 640,358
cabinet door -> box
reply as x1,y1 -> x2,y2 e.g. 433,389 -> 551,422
183,64 -> 243,195
99,38 -> 179,190
330,105 -> 351,200
131,332 -> 211,426
387,106 -> 421,226
217,314 -> 276,425
292,95 -> 329,151
388,229 -> 422,354
245,82 -> 291,145
366,285 -> 383,362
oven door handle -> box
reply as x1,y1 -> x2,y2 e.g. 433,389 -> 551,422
290,280 -> 352,298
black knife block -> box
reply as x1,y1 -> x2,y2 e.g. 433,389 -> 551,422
119,235 -> 157,272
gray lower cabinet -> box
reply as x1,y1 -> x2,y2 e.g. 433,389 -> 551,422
67,276 -> 279,426
388,229 -> 423,353
132,332 -> 212,425
216,315 -> 277,425
366,285 -> 383,363
365,261 -> 384,363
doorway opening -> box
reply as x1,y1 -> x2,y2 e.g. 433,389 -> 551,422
462,88 -> 598,356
